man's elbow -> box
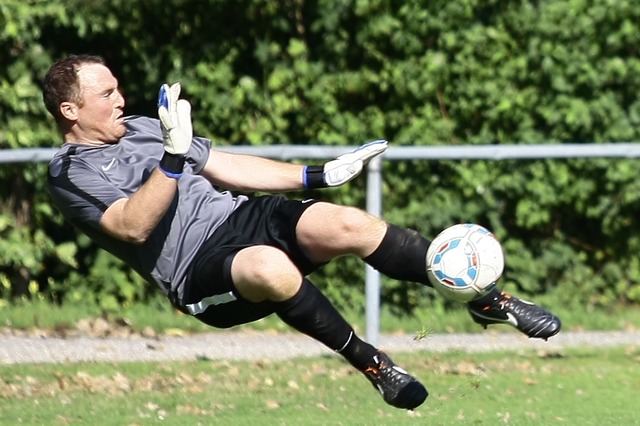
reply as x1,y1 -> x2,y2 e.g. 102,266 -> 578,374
103,225 -> 152,245
122,228 -> 152,244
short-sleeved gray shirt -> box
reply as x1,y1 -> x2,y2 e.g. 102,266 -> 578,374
47,115 -> 248,297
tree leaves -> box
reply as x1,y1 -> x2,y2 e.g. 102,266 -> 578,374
2,0 -> 640,308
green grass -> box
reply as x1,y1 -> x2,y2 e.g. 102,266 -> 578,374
1,296 -> 638,337
1,346 -> 638,425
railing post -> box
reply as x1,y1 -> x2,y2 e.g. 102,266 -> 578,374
365,156 -> 383,346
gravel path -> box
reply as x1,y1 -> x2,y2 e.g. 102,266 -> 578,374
1,330 -> 638,365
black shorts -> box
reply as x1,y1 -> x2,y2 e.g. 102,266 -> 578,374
180,195 -> 322,328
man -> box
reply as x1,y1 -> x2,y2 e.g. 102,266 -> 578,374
43,54 -> 560,410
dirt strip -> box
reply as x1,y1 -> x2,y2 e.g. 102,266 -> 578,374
1,330 -> 638,365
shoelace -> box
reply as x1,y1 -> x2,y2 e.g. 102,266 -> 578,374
365,360 -> 387,378
481,292 -> 513,311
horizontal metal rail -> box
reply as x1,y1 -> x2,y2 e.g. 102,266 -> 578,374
3,142 -> 640,164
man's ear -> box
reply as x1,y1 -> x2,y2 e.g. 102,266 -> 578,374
60,101 -> 78,121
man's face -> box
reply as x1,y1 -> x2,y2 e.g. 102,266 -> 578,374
71,63 -> 126,144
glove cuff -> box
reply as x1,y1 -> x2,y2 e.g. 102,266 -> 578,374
303,165 -> 326,189
159,152 -> 186,179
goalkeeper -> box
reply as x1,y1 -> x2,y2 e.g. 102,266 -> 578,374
43,55 -> 560,411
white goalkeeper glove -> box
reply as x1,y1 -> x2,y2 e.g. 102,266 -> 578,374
303,139 -> 388,188
157,82 -> 192,178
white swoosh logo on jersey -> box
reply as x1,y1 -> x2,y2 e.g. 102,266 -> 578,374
101,158 -> 117,171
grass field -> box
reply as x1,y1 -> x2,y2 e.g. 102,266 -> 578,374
2,296 -> 639,337
1,346 -> 639,425
1,298 -> 639,424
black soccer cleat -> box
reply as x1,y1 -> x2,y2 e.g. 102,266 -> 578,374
468,291 -> 562,340
361,351 -> 428,410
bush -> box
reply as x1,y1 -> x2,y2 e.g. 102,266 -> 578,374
1,0 -> 639,311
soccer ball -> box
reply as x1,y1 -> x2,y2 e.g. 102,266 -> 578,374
426,223 -> 504,302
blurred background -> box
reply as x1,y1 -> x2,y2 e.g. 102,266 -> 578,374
1,0 -> 639,332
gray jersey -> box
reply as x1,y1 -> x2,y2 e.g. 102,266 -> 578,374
47,115 -> 248,298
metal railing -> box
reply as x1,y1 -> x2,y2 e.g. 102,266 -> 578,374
4,142 -> 640,345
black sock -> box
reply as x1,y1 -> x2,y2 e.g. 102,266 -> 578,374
467,285 -> 501,307
364,224 -> 431,285
276,279 -> 378,370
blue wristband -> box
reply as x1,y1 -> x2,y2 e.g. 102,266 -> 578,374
159,152 -> 185,179
303,165 -> 325,189
158,167 -> 183,179
302,165 -> 309,188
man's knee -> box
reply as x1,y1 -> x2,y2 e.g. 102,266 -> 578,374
231,246 -> 303,302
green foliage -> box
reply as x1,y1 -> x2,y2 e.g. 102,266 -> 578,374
52,250 -> 152,312
1,0 -> 640,311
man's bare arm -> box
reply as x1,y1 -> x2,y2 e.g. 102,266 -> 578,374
100,169 -> 179,243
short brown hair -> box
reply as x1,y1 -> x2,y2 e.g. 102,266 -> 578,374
42,54 -> 106,125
